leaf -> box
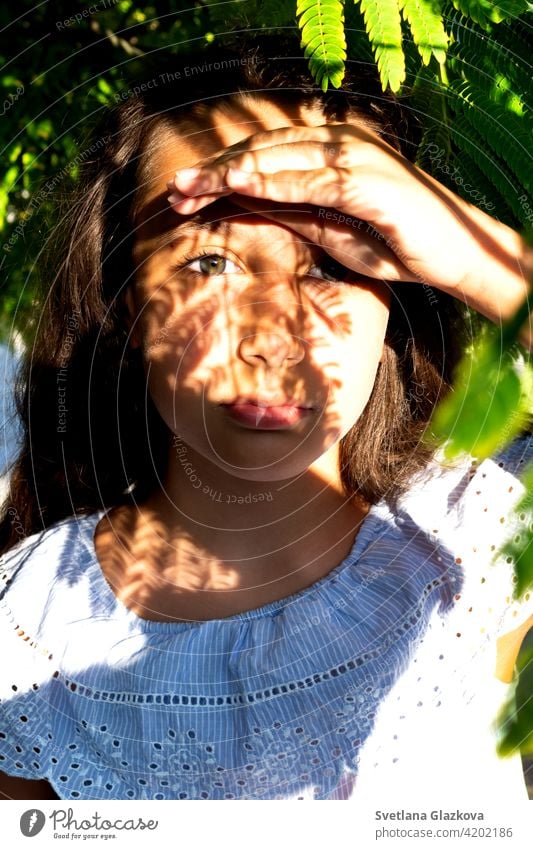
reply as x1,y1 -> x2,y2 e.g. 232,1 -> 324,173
430,321 -> 533,460
0,186 -> 8,233
344,0 -> 376,63
297,0 -> 347,90
2,165 -> 19,194
450,79 -> 532,196
0,74 -> 23,88
411,65 -> 452,167
399,0 -> 449,65
448,12 -> 533,104
496,646 -> 533,756
499,465 -> 533,597
451,0 -> 529,29
97,78 -> 113,95
448,115 -> 527,225
357,0 -> 405,91
8,143 -> 22,164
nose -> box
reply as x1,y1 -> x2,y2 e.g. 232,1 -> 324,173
234,271 -> 307,369
238,330 -> 305,369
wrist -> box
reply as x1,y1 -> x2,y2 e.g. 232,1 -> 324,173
456,230 -> 532,339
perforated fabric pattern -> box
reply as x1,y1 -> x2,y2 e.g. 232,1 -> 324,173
0,436 -> 531,800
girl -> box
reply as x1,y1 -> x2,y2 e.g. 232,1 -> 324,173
0,36 -> 531,802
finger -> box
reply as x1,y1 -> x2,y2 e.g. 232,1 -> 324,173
172,141 -> 364,194
167,186 -> 234,215
229,197 -> 417,282
223,166 -> 366,213
195,122 -> 389,165
170,136 -> 393,199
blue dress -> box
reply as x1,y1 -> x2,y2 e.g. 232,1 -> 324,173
0,438 -> 531,800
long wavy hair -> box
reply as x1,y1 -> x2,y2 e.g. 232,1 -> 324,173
0,34 -> 467,555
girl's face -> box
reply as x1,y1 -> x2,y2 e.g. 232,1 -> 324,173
127,96 -> 390,483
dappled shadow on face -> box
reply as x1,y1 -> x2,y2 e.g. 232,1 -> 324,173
95,100 -> 390,623
99,199 -> 389,621
129,194 -> 377,467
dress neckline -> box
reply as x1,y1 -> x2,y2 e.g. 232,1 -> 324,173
78,502 -> 388,632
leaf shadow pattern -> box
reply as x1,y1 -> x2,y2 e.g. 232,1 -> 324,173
0,501 -> 464,800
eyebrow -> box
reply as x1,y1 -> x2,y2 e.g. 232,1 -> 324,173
151,198 -> 243,252
166,216 -> 231,246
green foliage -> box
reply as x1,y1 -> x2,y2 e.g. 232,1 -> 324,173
429,293 -> 532,758
203,0 -> 296,29
496,644 -> 533,756
430,316 -> 532,461
410,9 -> 532,230
294,0 -> 530,99
399,0 -> 448,66
451,0 -> 527,28
447,114 -> 525,226
450,79 -> 531,195
297,0 -> 346,90
0,1 -> 212,335
500,466 -> 533,598
357,0 -> 405,91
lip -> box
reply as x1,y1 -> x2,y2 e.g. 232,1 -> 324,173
220,398 -> 313,430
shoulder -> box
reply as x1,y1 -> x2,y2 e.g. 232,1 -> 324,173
0,510 -> 103,651
1,510 -> 101,576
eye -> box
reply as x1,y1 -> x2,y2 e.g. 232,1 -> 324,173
185,253 -> 241,276
307,255 -> 351,283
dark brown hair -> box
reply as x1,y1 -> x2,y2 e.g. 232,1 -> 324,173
0,34 -> 467,555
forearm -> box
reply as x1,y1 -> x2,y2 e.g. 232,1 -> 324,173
458,212 -> 531,341
420,173 -> 533,347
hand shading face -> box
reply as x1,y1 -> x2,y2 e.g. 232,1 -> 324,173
126,96 -> 391,484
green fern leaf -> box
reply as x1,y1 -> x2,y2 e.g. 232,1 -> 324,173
448,12 -> 532,101
451,46 -> 530,116
297,0 -> 347,91
344,0 -> 376,63
451,0 -> 529,29
399,0 -> 449,65
411,64 -> 452,163
451,80 -> 532,195
449,115 -> 527,223
357,0 -> 405,91
487,11 -> 533,63
447,13 -> 531,113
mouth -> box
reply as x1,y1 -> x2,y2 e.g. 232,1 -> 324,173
219,397 -> 314,430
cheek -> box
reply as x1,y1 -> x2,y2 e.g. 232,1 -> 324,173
139,287 -> 223,386
308,284 -> 390,363
323,286 -> 390,415
347,283 -> 391,355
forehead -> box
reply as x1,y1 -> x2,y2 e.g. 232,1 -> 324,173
133,96 -> 347,251
141,95 -> 329,195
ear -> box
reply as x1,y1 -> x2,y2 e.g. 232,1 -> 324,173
123,287 -> 141,349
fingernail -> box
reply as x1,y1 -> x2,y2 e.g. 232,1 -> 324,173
174,167 -> 202,185
167,192 -> 185,205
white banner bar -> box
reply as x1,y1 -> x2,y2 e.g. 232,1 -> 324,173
1,799 -> 532,849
